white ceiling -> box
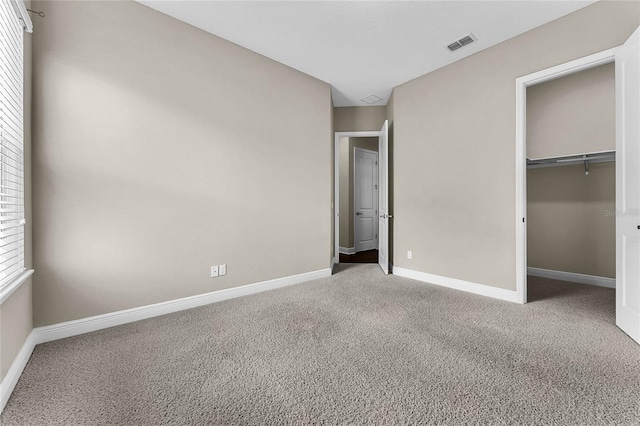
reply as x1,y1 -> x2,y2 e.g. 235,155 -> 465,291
137,1 -> 596,107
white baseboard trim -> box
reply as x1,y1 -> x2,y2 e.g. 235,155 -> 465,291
339,246 -> 356,255
0,330 -> 36,413
393,267 -> 520,303
527,267 -> 615,289
33,267 -> 332,345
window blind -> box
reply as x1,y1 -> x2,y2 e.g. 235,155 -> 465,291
0,0 -> 26,289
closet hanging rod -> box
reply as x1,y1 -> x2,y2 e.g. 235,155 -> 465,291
527,151 -> 615,168
555,154 -> 613,163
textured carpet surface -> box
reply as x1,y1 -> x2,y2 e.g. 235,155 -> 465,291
2,264 -> 639,425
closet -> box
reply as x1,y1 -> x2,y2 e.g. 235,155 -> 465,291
526,62 -> 616,300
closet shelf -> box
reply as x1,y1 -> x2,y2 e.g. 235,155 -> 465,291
527,151 -> 615,169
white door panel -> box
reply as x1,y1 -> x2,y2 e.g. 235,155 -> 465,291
354,148 -> 378,252
378,120 -> 390,274
616,26 -> 640,344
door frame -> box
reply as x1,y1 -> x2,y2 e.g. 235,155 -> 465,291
515,47 -> 618,304
334,130 -> 381,265
353,147 -> 379,253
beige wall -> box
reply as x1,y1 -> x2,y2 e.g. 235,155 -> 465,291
339,137 -> 378,249
527,63 -> 615,159
333,106 -> 386,132
393,1 -> 639,290
31,0 -> 332,326
1,282 -> 32,381
528,163 -> 615,278
1,12 -> 33,382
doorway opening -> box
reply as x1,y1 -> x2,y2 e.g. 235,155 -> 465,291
338,140 -> 378,264
526,62 -> 616,310
334,121 -> 390,274
516,49 -> 616,303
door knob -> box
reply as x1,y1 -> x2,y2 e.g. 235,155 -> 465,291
356,212 -> 362,215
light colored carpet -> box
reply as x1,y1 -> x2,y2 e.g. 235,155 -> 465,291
2,264 -> 639,425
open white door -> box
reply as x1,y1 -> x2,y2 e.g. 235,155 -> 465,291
354,148 -> 379,253
378,120 -> 390,274
616,26 -> 640,344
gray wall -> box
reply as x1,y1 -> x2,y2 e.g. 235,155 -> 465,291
1,11 -> 33,382
31,0 -> 332,326
339,137 -> 378,249
392,1 -> 639,290
1,283 -> 32,381
528,163 -> 615,278
527,63 -> 615,159
333,106 -> 386,132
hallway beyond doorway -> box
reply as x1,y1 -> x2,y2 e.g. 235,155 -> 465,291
340,249 -> 378,264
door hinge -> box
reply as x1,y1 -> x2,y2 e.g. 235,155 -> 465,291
375,161 -> 378,165
522,217 -> 525,223
375,184 -> 378,189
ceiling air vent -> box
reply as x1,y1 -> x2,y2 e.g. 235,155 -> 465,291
447,33 -> 476,52
360,94 -> 383,105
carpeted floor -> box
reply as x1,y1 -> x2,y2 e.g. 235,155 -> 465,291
2,264 -> 639,425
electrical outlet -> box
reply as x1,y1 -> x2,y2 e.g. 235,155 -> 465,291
219,264 -> 226,276
407,250 -> 412,260
210,265 -> 219,278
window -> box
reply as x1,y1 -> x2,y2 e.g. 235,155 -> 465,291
0,0 -> 31,293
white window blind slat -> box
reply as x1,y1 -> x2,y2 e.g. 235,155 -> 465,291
1,136 -> 24,156
0,162 -> 22,178
0,220 -> 23,231
0,88 -> 23,115
1,248 -> 23,267
0,31 -> 21,67
1,149 -> 22,165
0,0 -> 26,291
0,143 -> 23,162
2,262 -> 25,284
0,55 -> 22,94
0,94 -> 23,119
0,70 -> 23,102
0,78 -> 22,107
1,236 -> 23,249
0,189 -> 24,199
0,168 -> 23,181
1,221 -> 23,232
2,259 -> 25,281
1,156 -> 22,172
0,55 -> 23,89
0,100 -> 23,128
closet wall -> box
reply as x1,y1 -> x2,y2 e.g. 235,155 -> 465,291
527,63 -> 615,278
